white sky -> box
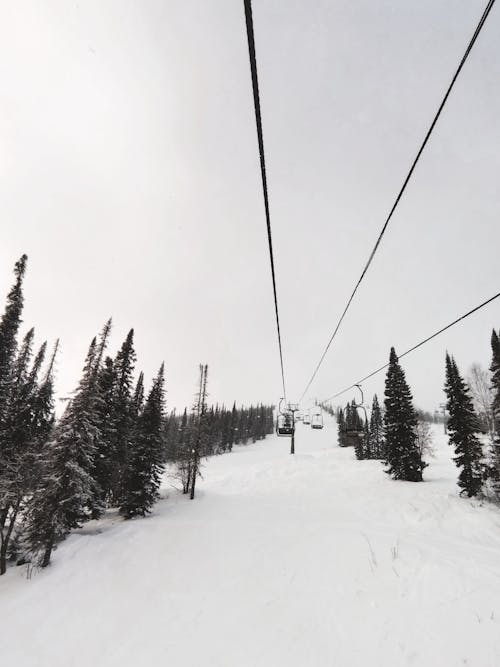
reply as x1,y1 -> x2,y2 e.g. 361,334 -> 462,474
1,0 -> 499,413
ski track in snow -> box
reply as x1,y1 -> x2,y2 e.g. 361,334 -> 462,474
2,418 -> 500,667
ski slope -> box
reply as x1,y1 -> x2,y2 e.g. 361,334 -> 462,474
2,417 -> 500,667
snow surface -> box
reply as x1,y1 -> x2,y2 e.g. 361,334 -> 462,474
2,417 -> 500,667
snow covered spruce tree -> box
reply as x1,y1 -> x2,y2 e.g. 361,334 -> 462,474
363,418 -> 371,459
0,255 -> 27,422
490,329 -> 500,494
119,364 -> 166,518
109,329 -> 137,505
369,394 -> 385,459
93,355 -> 117,505
444,353 -> 483,497
0,331 -> 52,573
0,255 -> 28,524
25,322 -> 111,568
383,347 -> 426,482
337,407 -> 347,447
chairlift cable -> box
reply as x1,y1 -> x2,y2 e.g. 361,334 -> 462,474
243,0 -> 287,402
323,290 -> 500,401
299,0 -> 496,403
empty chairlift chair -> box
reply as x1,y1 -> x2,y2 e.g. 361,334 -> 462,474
345,384 -> 367,446
276,413 -> 294,437
311,413 -> 324,429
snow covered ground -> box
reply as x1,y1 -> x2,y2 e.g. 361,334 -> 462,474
2,417 -> 500,667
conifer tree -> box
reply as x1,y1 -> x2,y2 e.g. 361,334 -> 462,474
132,371 -> 145,418
0,255 -> 27,422
25,328 -> 109,568
354,413 -> 366,460
93,356 -> 116,504
119,364 -> 166,518
490,329 -> 500,492
0,256 -> 28,532
444,354 -> 484,497
228,402 -> 237,451
109,329 -> 137,504
0,336 -> 55,573
369,394 -> 385,459
384,347 -> 426,482
30,340 -> 58,456
337,407 -> 346,447
363,418 -> 371,459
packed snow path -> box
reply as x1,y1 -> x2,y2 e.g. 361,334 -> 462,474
2,418 -> 500,666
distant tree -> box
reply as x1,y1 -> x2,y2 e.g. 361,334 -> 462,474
337,407 -> 346,447
384,347 -> 426,482
175,408 -> 192,493
120,364 -> 166,518
227,402 -> 237,451
444,354 -> 483,497
414,419 -> 434,460
187,364 -> 209,499
364,418 -> 371,459
369,395 -> 384,459
354,415 -> 366,461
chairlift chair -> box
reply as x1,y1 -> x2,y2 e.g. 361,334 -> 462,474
345,384 -> 367,444
311,413 -> 324,429
276,413 -> 294,437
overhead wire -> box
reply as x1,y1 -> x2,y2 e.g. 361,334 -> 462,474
299,0 -> 496,403
323,290 -> 500,401
243,0 -> 287,401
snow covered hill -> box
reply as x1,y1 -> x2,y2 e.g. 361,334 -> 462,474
2,417 -> 500,667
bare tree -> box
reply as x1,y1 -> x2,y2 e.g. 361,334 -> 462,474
467,363 -> 494,439
415,419 -> 435,460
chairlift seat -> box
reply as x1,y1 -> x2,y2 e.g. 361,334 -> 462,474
276,414 -> 294,437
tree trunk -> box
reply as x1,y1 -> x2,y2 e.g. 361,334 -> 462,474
41,532 -> 55,568
0,498 -> 21,575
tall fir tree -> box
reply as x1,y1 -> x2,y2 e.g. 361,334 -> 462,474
120,364 -> 166,518
490,329 -> 500,492
0,255 -> 27,423
369,394 -> 385,459
0,255 -> 28,533
0,330 -> 49,573
444,353 -> 483,497
337,407 -> 346,447
31,340 -> 58,456
110,329 -> 137,504
131,371 -> 145,418
384,347 -> 426,482
25,327 -> 109,568
93,356 -> 117,505
363,418 -> 371,459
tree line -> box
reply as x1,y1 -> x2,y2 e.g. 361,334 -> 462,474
331,337 -> 500,499
0,256 -> 274,575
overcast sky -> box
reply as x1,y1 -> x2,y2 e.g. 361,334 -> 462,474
1,0 -> 499,414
